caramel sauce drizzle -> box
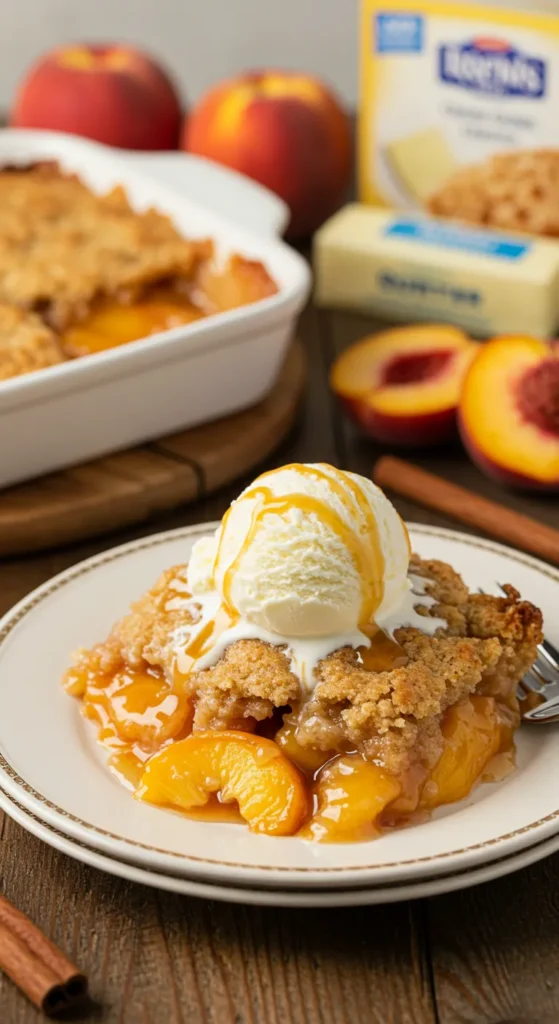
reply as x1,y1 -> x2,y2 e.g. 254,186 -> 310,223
176,605 -> 238,677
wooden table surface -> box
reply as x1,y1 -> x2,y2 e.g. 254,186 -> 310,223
1,301 -> 559,1024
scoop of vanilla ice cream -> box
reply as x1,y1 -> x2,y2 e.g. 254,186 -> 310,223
187,535 -> 216,594
187,463 -> 410,638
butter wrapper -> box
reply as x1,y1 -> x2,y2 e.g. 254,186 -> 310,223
314,204 -> 559,338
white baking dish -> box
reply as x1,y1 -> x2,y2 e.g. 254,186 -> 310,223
0,130 -> 311,489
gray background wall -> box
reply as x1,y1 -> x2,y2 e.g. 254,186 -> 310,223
0,0 -> 358,111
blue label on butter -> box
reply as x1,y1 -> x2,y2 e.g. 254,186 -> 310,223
384,217 -> 531,260
376,14 -> 423,53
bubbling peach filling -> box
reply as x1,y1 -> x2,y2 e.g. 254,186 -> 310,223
63,644 -> 517,842
64,663 -> 194,787
61,287 -> 204,357
58,252 -> 279,359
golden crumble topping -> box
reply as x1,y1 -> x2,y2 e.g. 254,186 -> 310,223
296,634 -> 501,774
0,163 -> 278,382
0,302 -> 64,381
67,553 -> 543,777
0,164 -> 207,330
69,564 -> 195,678
409,557 -> 543,700
428,149 -> 559,236
190,641 -> 300,732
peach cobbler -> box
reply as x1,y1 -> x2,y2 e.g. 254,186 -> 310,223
0,162 -> 277,382
64,464 -> 543,842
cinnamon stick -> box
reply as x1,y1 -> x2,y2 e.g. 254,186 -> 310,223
374,456 -> 559,566
0,894 -> 87,1015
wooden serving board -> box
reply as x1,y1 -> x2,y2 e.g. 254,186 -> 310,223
0,339 -> 306,556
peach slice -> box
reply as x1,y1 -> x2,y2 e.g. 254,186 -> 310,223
459,335 -> 559,490
62,295 -> 203,357
137,731 -> 309,835
300,754 -> 401,842
330,324 -> 477,446
420,697 -> 502,810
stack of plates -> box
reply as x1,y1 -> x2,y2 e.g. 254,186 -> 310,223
0,523 -> 558,907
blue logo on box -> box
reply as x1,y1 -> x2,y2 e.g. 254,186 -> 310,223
384,217 -> 531,260
376,13 -> 423,53
439,38 -> 545,97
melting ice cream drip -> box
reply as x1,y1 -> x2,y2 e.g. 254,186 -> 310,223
171,573 -> 446,695
171,465 -> 448,693
377,573 -> 447,637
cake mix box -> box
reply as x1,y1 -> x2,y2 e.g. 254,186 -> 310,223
359,0 -> 559,236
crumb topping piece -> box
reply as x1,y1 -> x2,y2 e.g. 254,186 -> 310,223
0,302 -> 64,381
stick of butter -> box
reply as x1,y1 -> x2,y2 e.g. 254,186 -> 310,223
314,204 -> 559,338
384,128 -> 457,203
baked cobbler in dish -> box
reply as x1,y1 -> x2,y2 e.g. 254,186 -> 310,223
0,163 -> 277,382
64,465 -> 542,841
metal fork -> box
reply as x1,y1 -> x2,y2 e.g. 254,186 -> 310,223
478,583 -> 559,724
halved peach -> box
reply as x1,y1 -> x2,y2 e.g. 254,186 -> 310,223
459,335 -> 559,490
330,324 -> 477,446
137,730 -> 309,835
300,754 -> 401,842
420,697 -> 501,810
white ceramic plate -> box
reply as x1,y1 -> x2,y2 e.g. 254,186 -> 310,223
0,524 -> 558,890
2,786 -> 559,908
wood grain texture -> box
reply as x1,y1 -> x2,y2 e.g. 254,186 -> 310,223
1,299 -> 559,1023
0,812 -> 436,1024
0,340 -> 305,557
427,856 -> 559,1024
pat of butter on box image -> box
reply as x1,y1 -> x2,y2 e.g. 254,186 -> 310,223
313,204 -> 559,338
384,128 -> 458,204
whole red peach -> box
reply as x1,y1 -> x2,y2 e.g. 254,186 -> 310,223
182,71 -> 352,238
10,44 -> 182,150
